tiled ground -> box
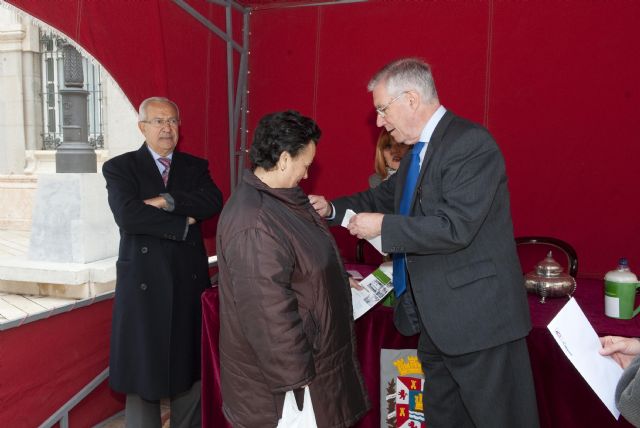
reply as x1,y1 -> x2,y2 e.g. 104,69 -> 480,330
0,230 -> 93,329
0,292 -> 78,325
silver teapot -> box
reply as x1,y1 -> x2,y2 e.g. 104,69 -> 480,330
524,251 -> 576,303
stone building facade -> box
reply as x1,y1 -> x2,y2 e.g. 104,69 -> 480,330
0,6 -> 139,231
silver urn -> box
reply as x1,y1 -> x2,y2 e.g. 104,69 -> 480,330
524,251 -> 577,303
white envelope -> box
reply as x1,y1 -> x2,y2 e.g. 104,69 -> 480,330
547,298 -> 623,419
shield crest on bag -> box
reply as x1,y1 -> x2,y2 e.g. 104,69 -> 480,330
395,376 -> 425,428
381,349 -> 426,428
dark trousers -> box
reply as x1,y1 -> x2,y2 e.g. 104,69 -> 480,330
417,331 -> 540,428
125,380 -> 202,428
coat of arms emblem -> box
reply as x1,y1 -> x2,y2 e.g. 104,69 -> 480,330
381,350 -> 426,428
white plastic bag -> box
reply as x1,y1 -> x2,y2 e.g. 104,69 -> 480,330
276,386 -> 317,428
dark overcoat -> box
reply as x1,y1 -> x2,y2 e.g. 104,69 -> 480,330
216,171 -> 369,428
103,143 -> 222,400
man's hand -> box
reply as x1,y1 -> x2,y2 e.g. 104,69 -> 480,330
347,213 -> 383,240
187,217 -> 196,225
143,196 -> 168,209
309,195 -> 332,217
599,336 -> 640,369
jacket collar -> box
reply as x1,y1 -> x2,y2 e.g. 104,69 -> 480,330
136,143 -> 181,190
242,169 -> 309,207
242,169 -> 326,226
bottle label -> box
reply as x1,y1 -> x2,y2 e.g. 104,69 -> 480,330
605,295 -> 620,318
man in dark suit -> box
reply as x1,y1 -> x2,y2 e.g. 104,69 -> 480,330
103,97 -> 223,427
310,59 -> 539,427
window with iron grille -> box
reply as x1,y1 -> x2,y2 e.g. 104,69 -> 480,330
40,32 -> 104,150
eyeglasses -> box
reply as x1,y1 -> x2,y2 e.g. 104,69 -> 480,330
141,118 -> 180,128
376,92 -> 407,118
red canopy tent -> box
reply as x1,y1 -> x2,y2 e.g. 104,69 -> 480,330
2,0 -> 640,425
5,0 -> 639,276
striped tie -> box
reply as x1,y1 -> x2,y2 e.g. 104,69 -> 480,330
159,157 -> 171,187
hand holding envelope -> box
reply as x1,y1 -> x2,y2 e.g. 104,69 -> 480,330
599,336 -> 640,369
548,298 -> 624,419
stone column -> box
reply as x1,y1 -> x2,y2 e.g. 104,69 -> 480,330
21,18 -> 42,152
0,9 -> 27,174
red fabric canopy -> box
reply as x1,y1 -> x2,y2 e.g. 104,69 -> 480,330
7,0 -> 640,281
4,2 -> 640,426
8,0 -> 234,194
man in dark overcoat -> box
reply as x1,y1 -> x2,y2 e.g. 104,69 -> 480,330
310,59 -> 539,427
103,96 -> 223,427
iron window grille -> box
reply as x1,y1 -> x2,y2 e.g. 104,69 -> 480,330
40,32 -> 104,150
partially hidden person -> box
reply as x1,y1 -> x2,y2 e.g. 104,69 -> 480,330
369,128 -> 410,188
600,335 -> 640,427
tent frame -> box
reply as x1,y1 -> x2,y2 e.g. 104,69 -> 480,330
173,0 -> 250,190
173,0 -> 367,190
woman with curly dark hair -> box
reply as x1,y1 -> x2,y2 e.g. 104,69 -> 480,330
216,110 -> 369,428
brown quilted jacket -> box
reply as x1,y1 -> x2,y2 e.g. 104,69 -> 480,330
216,170 -> 369,428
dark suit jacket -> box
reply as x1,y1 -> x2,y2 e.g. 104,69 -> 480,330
333,111 -> 530,355
103,143 -> 223,399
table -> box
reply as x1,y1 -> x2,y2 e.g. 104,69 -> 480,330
202,274 -> 639,427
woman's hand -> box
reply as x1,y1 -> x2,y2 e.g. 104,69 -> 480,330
349,277 -> 363,291
599,336 -> 640,369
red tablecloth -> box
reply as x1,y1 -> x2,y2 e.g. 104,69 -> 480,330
527,279 -> 638,428
202,272 -> 639,427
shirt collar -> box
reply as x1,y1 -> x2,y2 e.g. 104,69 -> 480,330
146,144 -> 173,161
416,105 -> 446,163
419,105 -> 447,143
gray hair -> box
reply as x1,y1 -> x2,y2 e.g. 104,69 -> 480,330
367,58 -> 438,103
138,97 -> 180,121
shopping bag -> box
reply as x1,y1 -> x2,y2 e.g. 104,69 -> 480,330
276,386 -> 317,428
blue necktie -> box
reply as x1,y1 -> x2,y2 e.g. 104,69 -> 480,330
393,141 -> 425,297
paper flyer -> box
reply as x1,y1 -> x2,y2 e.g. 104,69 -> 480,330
547,298 -> 623,419
341,209 -> 385,255
351,262 -> 393,320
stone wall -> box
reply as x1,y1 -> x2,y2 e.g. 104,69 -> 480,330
0,150 -> 113,231
0,175 -> 36,231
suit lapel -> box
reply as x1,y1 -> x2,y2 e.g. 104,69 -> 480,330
420,111 -> 453,174
166,151 -> 185,191
135,143 -> 166,191
395,111 -> 455,214
394,155 -> 410,212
